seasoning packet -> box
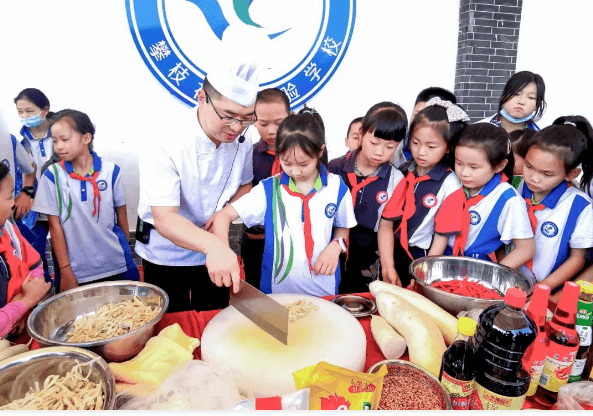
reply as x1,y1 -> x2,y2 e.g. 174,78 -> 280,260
233,389 -> 310,410
293,362 -> 387,410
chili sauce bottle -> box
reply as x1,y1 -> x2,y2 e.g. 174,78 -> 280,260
533,281 -> 580,406
440,317 -> 477,410
568,281 -> 593,383
522,284 -> 551,396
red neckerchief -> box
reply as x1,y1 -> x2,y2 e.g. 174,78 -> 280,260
396,171 -> 430,259
282,184 -> 317,272
61,159 -> 101,219
452,174 -> 508,256
346,172 -> 379,207
265,150 -> 283,176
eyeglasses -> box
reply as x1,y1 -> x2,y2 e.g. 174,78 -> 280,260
204,90 -> 257,127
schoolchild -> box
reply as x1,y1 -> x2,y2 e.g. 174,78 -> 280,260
213,112 -> 357,297
327,117 -> 363,171
439,123 -> 535,268
480,71 -> 546,133
393,87 -> 457,168
13,88 -> 55,279
517,116 -> 593,293
509,128 -> 536,189
33,110 -> 139,292
243,88 -> 290,288
0,163 -> 51,336
329,103 -> 406,293
379,98 -> 467,287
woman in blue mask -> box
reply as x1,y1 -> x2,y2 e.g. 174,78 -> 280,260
479,71 -> 546,134
13,88 -> 55,281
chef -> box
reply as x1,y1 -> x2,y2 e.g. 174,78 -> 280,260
135,60 -> 259,312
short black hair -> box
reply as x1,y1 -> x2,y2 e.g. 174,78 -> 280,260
415,87 -> 457,106
498,71 -> 546,122
256,88 -> 290,113
346,117 -> 363,137
50,109 -> 96,151
509,129 -> 536,159
361,103 -> 407,142
456,123 -> 514,183
276,110 -> 328,167
202,77 -> 222,101
14,88 -> 54,119
0,162 -> 9,184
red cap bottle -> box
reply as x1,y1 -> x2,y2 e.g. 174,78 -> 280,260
505,287 -> 527,309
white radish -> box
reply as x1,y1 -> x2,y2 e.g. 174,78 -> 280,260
0,344 -> 29,362
370,315 -> 407,359
370,280 -> 458,345
0,338 -> 10,351
375,291 -> 446,377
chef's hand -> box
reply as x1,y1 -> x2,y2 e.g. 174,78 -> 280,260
382,267 -> 402,287
314,241 -> 342,276
206,243 -> 241,293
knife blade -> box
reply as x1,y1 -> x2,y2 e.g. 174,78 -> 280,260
230,280 -> 289,345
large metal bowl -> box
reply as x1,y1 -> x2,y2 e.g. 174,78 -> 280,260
409,256 -> 534,315
0,346 -> 116,409
368,359 -> 451,410
27,280 -> 168,362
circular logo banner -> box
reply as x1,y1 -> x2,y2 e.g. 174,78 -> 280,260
126,0 -> 356,109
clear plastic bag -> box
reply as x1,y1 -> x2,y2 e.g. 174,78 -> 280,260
556,381 -> 593,410
116,360 -> 242,410
233,388 -> 310,410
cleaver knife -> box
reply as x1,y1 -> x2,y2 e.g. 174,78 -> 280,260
230,280 -> 289,345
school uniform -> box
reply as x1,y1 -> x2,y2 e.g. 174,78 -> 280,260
232,165 -> 357,297
242,136 -> 280,289
327,151 -> 352,172
19,126 -> 54,183
136,108 -> 254,311
33,152 -> 139,286
329,149 -> 404,293
440,173 -> 533,260
382,162 -> 462,285
0,220 -> 42,307
517,181 -> 593,284
0,134 -> 35,187
478,114 -> 540,131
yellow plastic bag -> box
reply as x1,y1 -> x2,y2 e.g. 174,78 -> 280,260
293,362 -> 388,410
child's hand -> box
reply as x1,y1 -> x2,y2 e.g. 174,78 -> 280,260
13,192 -> 33,221
382,267 -> 402,287
60,266 -> 79,292
314,242 -> 342,276
20,275 -> 52,310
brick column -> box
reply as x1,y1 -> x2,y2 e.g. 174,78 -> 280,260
454,0 -> 524,122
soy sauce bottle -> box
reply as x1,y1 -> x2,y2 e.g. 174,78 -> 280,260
533,281 -> 580,407
440,317 -> 477,410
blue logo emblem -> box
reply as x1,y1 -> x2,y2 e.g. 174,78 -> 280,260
541,221 -> 558,238
469,210 -> 481,225
325,203 -> 336,218
97,180 -> 108,192
126,0 -> 356,109
0,159 -> 9,169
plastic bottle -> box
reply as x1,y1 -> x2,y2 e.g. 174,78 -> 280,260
469,287 -> 537,410
440,317 -> 477,410
533,281 -> 581,407
568,281 -> 593,383
522,284 -> 551,396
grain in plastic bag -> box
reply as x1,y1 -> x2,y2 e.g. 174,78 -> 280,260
555,381 -> 593,410
293,361 -> 387,410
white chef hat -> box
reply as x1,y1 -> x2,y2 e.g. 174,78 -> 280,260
206,60 -> 261,107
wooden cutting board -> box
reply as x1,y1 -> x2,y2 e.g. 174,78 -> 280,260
201,293 -> 367,397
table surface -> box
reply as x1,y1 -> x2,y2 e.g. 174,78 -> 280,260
154,292 -> 548,410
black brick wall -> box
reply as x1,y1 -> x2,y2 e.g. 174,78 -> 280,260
455,0 -> 523,122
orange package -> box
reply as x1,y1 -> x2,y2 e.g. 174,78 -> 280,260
293,362 -> 388,410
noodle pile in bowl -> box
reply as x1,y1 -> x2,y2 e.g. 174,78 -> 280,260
67,297 -> 162,343
0,359 -> 105,410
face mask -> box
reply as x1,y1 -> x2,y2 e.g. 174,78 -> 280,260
500,108 -> 534,124
20,113 -> 44,128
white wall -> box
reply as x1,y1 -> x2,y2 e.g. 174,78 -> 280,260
0,0 -> 460,228
517,0 -> 593,127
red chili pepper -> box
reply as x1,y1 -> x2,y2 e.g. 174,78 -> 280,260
431,278 -> 503,300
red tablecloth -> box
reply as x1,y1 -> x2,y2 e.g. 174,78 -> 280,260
154,292 -> 548,409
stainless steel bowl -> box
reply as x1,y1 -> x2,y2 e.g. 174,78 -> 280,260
27,280 -> 169,362
409,256 -> 534,315
0,346 -> 116,409
368,359 -> 452,410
